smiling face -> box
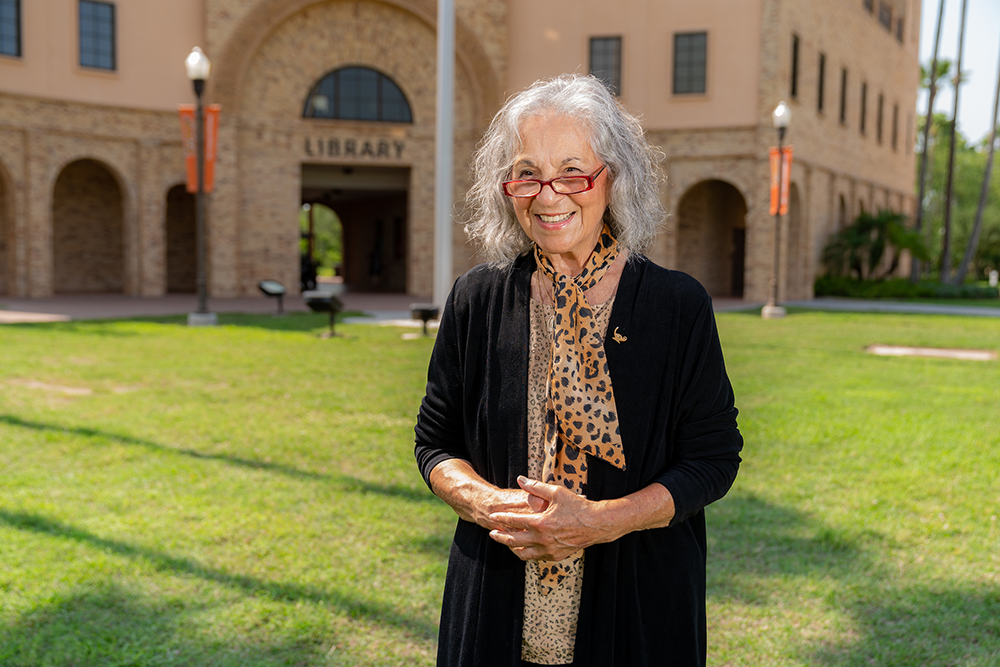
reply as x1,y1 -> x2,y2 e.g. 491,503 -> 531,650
510,114 -> 610,276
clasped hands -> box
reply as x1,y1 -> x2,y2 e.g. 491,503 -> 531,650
486,475 -> 618,562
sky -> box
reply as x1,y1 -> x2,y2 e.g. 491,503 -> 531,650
919,0 -> 1000,145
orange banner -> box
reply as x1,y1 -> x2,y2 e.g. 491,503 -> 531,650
178,104 -> 221,193
768,145 -> 793,215
204,105 -> 219,192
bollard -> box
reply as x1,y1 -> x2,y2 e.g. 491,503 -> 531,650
303,291 -> 344,337
258,280 -> 287,315
410,304 -> 439,337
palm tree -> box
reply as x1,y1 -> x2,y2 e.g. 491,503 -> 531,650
822,209 -> 929,281
912,0 -> 948,282
954,34 -> 1000,284
941,0 -> 969,283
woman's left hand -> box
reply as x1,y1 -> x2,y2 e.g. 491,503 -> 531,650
488,475 -> 677,561
487,476 -> 622,561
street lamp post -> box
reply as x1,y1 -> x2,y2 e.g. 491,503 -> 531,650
185,46 -> 217,327
763,101 -> 791,320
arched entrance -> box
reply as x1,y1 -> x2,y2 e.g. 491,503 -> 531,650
226,0 -> 489,297
165,184 -> 196,293
676,179 -> 748,297
299,66 -> 413,293
52,159 -> 124,294
301,164 -> 408,292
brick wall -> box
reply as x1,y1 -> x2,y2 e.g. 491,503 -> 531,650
52,160 -> 125,293
0,170 -> 8,295
0,0 -> 915,301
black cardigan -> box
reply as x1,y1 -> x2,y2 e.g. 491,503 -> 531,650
414,253 -> 743,667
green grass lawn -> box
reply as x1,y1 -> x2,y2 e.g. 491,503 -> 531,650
1,311 -> 998,666
892,298 -> 1000,308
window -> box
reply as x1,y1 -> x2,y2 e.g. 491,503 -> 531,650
589,37 -> 622,96
878,2 -> 892,30
839,68 -> 848,123
673,32 -> 707,95
860,82 -> 868,134
896,17 -> 904,42
864,0 -> 874,12
79,1 -> 115,70
892,103 -> 899,150
906,112 -> 913,154
876,93 -> 884,143
303,67 -> 412,122
790,34 -> 800,98
0,0 -> 20,57
817,53 -> 826,112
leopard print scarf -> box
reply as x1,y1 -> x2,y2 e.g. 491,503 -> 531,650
533,227 -> 626,594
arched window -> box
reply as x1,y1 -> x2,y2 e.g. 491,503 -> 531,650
303,67 -> 412,123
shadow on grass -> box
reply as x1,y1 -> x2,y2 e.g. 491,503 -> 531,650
130,311 -> 370,334
0,582 -> 329,666
806,586 -> 1000,665
0,508 -> 438,642
0,311 -> 371,335
0,320 -> 145,336
0,414 -> 436,504
708,492 -> 871,600
708,492 -> 1000,664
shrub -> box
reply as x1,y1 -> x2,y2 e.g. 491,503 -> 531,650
821,209 -> 930,281
814,275 -> 1000,299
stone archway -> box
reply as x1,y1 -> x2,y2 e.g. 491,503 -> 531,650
228,0 -> 486,296
52,159 -> 124,294
676,179 -> 748,297
209,0 -> 502,123
165,184 -> 196,294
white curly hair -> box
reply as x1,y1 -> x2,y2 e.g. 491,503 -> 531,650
465,74 -> 666,266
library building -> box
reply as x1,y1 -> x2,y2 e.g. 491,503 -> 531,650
0,0 -> 919,302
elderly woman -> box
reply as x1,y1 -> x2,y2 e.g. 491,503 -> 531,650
414,74 -> 743,667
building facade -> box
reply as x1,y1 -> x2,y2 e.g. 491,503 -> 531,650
0,0 -> 919,301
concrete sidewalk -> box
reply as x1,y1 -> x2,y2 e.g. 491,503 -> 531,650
0,292 -> 425,325
783,297 -> 1000,318
2,293 -> 997,324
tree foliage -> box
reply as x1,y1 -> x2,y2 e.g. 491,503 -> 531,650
916,111 -> 1000,282
822,209 -> 930,281
299,203 -> 343,274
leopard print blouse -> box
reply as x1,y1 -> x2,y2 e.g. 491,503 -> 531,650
522,294 -> 616,665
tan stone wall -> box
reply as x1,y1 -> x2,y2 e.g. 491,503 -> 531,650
0,128 -> 27,296
0,0 -> 505,299
643,0 -> 919,303
0,93 -> 186,297
0,0 -> 919,302
751,0 -> 919,300
648,127 -> 764,297
505,0 -> 765,129
1,0 -> 203,112
0,162 -> 11,295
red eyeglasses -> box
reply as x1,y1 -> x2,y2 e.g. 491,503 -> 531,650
502,165 -> 606,198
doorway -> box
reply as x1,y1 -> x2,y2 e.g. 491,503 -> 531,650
676,179 -> 748,298
301,164 -> 408,292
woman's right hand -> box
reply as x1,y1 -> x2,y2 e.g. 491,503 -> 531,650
428,459 -> 548,530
